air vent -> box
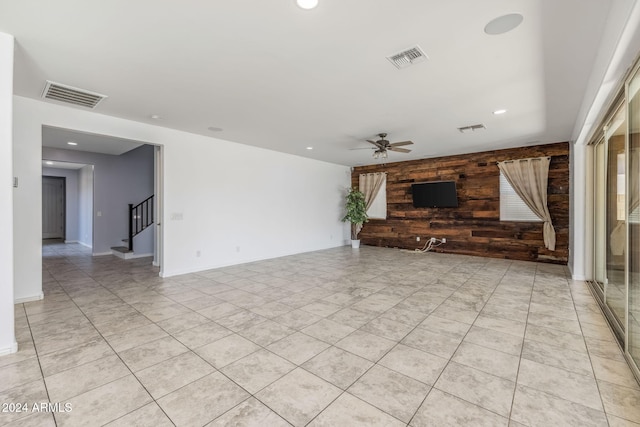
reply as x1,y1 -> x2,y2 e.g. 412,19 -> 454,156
457,124 -> 487,133
41,81 -> 107,108
387,45 -> 428,69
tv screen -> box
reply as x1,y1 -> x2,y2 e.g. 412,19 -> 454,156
411,181 -> 458,208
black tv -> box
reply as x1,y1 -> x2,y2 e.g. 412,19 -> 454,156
411,181 -> 458,208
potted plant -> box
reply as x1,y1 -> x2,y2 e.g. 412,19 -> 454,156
342,188 -> 368,248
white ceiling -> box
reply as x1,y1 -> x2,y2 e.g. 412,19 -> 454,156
42,126 -> 143,156
42,160 -> 87,170
0,0 -> 620,166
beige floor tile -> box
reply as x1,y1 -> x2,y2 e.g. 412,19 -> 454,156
360,317 -> 414,341
118,336 -> 188,372
517,359 -> 603,411
33,325 -> 102,356
104,402 -> 174,427
156,311 -> 210,334
418,315 -> 471,339
463,325 -> 523,356
157,372 -> 249,427
206,397 -> 290,427
0,359 -> 43,394
173,321 -> 232,348
510,385 -> 608,427
401,327 -> 462,359
0,380 -> 49,425
335,330 -> 395,362
435,362 -> 515,417
3,412 -> 57,427
452,341 -> 520,381
195,334 -> 260,368
53,375 -> 152,427
308,393 -> 404,427
526,324 -> 587,354
45,354 -> 130,402
267,332 -> 331,365
411,389 -> 509,427
378,344 -> 448,385
301,319 -> 356,344
473,314 -> 526,338
221,349 -> 295,393
135,351 -> 215,399
273,309 -> 323,330
255,368 -> 341,427
598,380 -> 640,424
348,365 -> 430,422
237,320 -> 295,347
591,355 -> 640,390
302,346 -> 373,389
216,310 -> 268,332
379,307 -> 428,327
521,339 -> 593,377
104,323 -> 168,352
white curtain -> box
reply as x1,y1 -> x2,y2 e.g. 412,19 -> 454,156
358,172 -> 386,235
498,157 -> 556,250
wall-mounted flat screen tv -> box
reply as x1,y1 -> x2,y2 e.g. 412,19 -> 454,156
411,181 -> 458,208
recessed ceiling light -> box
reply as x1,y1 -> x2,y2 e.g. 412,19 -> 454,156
306,147 -> 313,150
484,13 -> 524,35
45,161 -> 53,165
207,126 -> 223,132
296,0 -> 318,10
493,109 -> 507,115
150,114 -> 162,120
67,141 -> 78,146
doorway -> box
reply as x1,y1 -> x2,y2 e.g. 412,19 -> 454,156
42,176 -> 65,240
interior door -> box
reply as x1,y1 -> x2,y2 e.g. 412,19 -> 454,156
42,176 -> 65,239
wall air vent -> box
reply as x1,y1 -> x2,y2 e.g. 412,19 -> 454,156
386,45 -> 428,69
41,81 -> 107,109
457,124 -> 487,133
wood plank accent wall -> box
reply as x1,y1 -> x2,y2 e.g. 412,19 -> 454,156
351,142 -> 569,264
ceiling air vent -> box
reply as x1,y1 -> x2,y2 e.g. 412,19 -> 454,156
458,124 -> 487,133
387,45 -> 428,69
41,81 -> 107,108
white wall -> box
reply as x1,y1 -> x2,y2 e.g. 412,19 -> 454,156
0,32 -> 16,355
13,96 -> 351,301
78,165 -> 94,248
42,167 -> 80,243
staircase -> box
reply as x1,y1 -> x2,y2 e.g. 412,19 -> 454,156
111,195 -> 154,259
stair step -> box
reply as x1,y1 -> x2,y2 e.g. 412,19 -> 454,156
111,246 -> 132,254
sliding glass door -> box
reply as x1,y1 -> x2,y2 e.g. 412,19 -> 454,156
628,67 -> 640,370
605,105 -> 627,327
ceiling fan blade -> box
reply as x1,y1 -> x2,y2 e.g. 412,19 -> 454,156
367,139 -> 384,148
390,140 -> 413,147
349,147 -> 375,150
389,147 -> 411,153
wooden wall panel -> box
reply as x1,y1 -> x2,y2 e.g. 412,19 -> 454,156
351,142 -> 569,264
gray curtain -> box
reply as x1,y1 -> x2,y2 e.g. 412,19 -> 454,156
498,157 -> 556,250
357,172 -> 386,235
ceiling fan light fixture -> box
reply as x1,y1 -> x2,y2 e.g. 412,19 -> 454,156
296,0 -> 318,10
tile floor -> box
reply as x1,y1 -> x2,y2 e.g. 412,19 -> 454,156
1,242 -> 640,426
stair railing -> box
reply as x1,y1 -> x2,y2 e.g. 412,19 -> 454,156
128,195 -> 154,251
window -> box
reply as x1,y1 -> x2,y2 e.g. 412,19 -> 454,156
499,171 -> 541,221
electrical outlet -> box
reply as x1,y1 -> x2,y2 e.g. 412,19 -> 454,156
442,238 -> 447,243
416,237 -> 420,242
430,237 -> 436,243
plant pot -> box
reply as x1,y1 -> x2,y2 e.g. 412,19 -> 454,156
351,239 -> 361,249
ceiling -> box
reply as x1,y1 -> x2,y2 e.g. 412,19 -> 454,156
42,126 -> 143,156
41,160 -> 88,170
0,0 -> 620,166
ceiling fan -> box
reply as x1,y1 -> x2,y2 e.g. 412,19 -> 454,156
355,133 -> 414,159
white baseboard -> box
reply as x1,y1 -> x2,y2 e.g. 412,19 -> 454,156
64,240 -> 79,244
152,260 -> 160,267
572,274 -> 588,281
14,293 -> 44,304
0,342 -> 18,356
111,250 -> 153,260
78,241 -> 92,249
